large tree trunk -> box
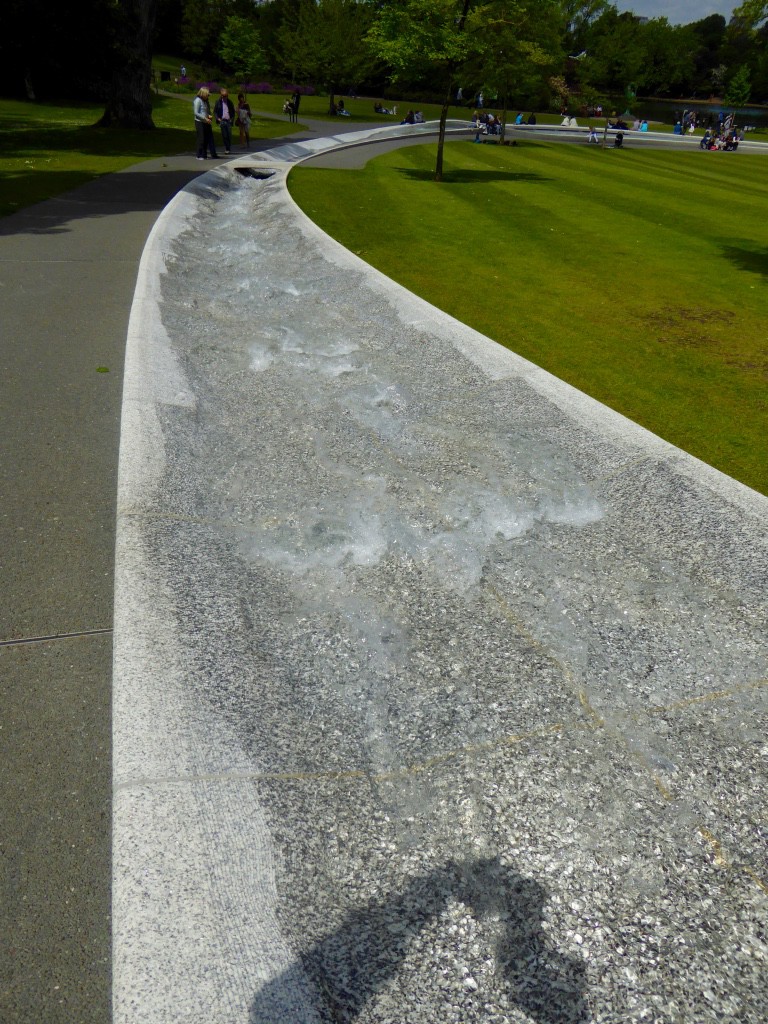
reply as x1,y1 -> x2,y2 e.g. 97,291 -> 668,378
99,0 -> 158,129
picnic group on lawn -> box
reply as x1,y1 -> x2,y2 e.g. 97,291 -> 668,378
193,86 -> 252,159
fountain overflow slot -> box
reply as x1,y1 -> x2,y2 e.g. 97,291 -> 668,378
114,125 -> 768,1024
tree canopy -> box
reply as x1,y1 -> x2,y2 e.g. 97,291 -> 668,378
218,14 -> 269,82
278,0 -> 376,111
2,1 -> 767,130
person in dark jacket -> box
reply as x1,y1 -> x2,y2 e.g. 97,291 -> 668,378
214,88 -> 236,154
290,90 -> 301,124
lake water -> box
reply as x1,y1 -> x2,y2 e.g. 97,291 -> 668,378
627,97 -> 768,131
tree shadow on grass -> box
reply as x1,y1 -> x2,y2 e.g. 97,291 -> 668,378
720,243 -> 768,279
0,123 -> 192,159
396,167 -> 552,184
249,856 -> 588,1024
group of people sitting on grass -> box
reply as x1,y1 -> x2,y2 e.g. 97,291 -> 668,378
700,129 -> 741,150
329,98 -> 350,116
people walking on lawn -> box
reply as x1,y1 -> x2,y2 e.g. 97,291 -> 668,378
193,87 -> 218,160
214,87 -> 236,155
237,93 -> 252,148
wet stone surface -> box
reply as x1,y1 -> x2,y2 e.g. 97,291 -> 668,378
127,167 -> 767,1022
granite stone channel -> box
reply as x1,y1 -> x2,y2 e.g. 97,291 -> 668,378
114,129 -> 768,1024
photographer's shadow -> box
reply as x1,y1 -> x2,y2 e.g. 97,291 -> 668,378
249,856 -> 588,1023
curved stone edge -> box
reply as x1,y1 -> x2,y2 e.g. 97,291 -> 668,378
112,128 -> 768,1023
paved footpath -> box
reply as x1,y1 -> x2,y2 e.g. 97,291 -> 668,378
0,118 -> 338,1024
0,148 -> 213,1024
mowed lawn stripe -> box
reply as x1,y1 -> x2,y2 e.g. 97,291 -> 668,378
289,141 -> 767,493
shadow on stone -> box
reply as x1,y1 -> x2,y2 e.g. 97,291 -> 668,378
235,167 -> 277,179
249,856 -> 588,1024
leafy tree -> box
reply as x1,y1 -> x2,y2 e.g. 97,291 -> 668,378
0,0 -> 114,100
563,0 -> 610,52
155,0 -> 185,56
548,74 -> 570,111
711,63 -> 728,94
578,8 -> 645,96
182,0 -> 227,62
253,0 -> 302,69
731,0 -> 768,30
370,1 -> 564,179
468,0 -> 564,127
638,18 -> 696,96
575,8 -> 695,98
99,0 -> 159,128
181,0 -> 255,64
219,14 -> 269,81
689,14 -> 726,96
369,0 -> 480,181
751,22 -> 768,100
724,63 -> 752,105
721,15 -> 760,95
278,0 -> 377,111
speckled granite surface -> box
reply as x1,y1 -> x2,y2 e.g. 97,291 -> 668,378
114,133 -> 768,1024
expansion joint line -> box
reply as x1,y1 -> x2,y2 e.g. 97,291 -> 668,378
0,627 -> 113,648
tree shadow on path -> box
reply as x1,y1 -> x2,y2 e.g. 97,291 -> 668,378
250,856 -> 588,1024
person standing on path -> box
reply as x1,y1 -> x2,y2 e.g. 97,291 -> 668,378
193,87 -> 218,159
290,90 -> 301,124
214,87 -> 236,155
237,93 -> 252,149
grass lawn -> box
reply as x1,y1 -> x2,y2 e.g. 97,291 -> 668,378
0,93 -> 295,216
288,140 -> 768,495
